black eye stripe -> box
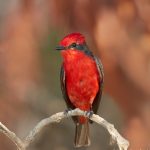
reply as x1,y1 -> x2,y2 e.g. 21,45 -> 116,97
76,44 -> 84,50
66,43 -> 93,57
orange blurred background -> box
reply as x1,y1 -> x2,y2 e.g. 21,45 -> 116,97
0,0 -> 150,149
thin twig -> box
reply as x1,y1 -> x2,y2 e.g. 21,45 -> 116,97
0,108 -> 129,150
0,122 -> 25,150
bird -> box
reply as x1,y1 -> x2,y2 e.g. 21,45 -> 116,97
56,32 -> 104,147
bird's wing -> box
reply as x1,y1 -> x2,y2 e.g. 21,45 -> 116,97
92,56 -> 104,114
60,65 -> 75,110
60,65 -> 78,123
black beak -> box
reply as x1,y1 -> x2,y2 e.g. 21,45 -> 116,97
56,46 -> 65,51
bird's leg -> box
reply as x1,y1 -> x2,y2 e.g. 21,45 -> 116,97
86,109 -> 94,118
64,108 -> 72,115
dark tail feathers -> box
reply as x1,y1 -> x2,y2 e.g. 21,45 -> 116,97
74,122 -> 90,147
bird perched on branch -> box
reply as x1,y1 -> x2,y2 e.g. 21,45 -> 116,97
56,33 -> 104,147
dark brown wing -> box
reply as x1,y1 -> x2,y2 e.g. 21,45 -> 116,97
60,65 -> 75,110
60,65 -> 78,123
92,56 -> 104,114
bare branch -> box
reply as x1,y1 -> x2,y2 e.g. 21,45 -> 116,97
0,109 -> 129,150
0,122 -> 25,150
24,111 -> 65,147
90,113 -> 129,150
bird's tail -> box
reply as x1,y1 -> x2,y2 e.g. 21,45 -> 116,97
74,122 -> 90,147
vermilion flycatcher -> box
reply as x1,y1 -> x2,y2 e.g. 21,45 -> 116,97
56,33 -> 104,147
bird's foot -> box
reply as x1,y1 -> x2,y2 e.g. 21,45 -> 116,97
64,108 -> 72,115
86,110 -> 94,118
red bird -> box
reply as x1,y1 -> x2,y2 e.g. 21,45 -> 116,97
56,33 -> 104,147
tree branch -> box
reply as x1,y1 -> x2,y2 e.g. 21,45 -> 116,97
0,122 -> 25,150
0,108 -> 129,150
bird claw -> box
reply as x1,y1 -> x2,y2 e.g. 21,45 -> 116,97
86,110 -> 94,118
64,108 -> 72,115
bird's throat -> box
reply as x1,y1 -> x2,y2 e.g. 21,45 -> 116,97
61,49 -> 90,64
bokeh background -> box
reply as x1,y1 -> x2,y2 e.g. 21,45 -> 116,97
0,0 -> 150,150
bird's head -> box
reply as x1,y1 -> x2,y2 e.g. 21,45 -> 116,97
56,33 -> 93,61
56,33 -> 86,51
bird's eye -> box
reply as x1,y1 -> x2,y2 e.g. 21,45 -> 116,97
71,43 -> 76,47
68,43 -> 78,49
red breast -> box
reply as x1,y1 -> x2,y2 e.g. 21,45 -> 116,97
62,50 -> 99,111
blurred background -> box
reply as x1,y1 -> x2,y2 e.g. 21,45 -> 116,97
0,0 -> 150,149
